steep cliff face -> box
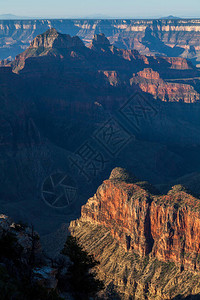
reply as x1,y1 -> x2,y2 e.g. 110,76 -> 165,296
10,28 -> 86,73
81,179 -> 153,257
162,57 -> 193,70
1,19 -> 200,65
78,168 -> 200,269
150,197 -> 200,271
131,68 -> 200,102
70,168 -> 200,299
3,29 -> 200,103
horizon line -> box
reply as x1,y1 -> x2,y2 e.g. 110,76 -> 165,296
1,16 -> 200,20
0,13 -> 200,20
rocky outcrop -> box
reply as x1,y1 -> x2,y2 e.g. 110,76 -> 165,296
91,33 -> 111,50
0,214 -> 62,297
99,70 -> 120,86
0,58 -> 11,66
10,28 -> 85,72
162,57 -> 193,70
80,176 -> 153,257
3,29 -> 199,105
131,68 -> 200,102
1,19 -> 200,65
70,218 -> 200,299
30,28 -> 84,49
77,168 -> 200,269
69,168 -> 200,299
0,214 -> 41,257
150,194 -> 200,271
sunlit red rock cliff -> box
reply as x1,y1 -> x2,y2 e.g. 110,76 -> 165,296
131,68 -> 200,102
70,168 -> 200,299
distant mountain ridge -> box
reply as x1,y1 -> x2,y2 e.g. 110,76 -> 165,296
0,14 -> 29,19
1,19 -> 200,66
161,15 -> 181,19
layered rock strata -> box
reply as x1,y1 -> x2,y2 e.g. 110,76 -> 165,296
70,168 -> 200,299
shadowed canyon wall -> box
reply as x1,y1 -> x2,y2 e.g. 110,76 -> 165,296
1,19 -> 200,66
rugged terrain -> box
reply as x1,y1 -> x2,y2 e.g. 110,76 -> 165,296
3,28 -> 200,102
1,24 -> 200,300
0,214 -> 62,299
1,28 -> 200,237
70,167 -> 200,299
131,68 -> 200,103
1,19 -> 200,66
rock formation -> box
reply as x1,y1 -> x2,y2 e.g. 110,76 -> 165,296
1,19 -> 200,66
131,68 -> 200,102
0,214 -> 41,254
1,29 -> 200,237
3,29 -> 200,103
30,28 -> 84,49
70,167 -> 200,299
0,214 -> 64,298
90,33 -> 111,50
10,28 -> 85,73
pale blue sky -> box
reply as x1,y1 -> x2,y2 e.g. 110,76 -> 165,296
1,0 -> 200,19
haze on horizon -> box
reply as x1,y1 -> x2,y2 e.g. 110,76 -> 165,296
0,0 -> 200,19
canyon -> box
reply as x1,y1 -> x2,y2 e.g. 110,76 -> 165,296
3,28 -> 200,104
70,167 -> 200,299
1,29 -> 200,239
1,19 -> 200,66
1,23 -> 200,299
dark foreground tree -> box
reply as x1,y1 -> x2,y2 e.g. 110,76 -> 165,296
61,235 -> 104,299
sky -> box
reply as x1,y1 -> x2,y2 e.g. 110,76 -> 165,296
1,0 -> 200,19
